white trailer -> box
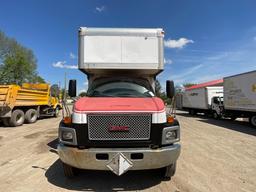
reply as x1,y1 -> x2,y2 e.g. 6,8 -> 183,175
223,70 -> 256,126
182,86 -> 223,115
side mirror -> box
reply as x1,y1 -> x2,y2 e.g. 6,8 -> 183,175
68,79 -> 77,97
166,80 -> 175,98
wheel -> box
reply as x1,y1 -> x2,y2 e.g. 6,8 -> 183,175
62,162 -> 75,178
2,118 -> 10,127
25,109 -> 38,123
189,109 -> 196,115
162,162 -> 176,180
230,116 -> 237,121
54,107 -> 60,117
190,109 -> 196,115
213,112 -> 219,119
9,109 -> 25,127
249,115 -> 256,127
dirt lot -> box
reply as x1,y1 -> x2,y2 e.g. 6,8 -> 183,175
0,110 -> 256,192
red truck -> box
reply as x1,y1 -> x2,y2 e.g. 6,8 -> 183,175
57,27 -> 181,179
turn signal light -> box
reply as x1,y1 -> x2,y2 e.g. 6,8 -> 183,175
63,116 -> 72,124
167,116 -> 174,123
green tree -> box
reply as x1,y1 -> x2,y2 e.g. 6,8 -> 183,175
79,92 -> 87,97
0,31 -> 44,85
155,79 -> 162,97
183,83 -> 197,88
155,79 -> 172,104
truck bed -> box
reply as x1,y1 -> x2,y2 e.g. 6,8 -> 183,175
0,84 -> 50,109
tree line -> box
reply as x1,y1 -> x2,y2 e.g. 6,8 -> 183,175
0,31 -> 45,85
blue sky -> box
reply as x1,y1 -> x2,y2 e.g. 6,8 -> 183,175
0,0 -> 256,92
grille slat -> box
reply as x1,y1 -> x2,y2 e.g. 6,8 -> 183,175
88,114 -> 151,141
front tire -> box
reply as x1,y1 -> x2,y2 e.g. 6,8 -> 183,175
54,107 -> 60,117
2,118 -> 10,127
249,115 -> 256,127
62,162 -> 75,178
189,109 -> 196,116
213,112 -> 220,119
9,109 -> 25,127
25,109 -> 38,124
230,116 -> 237,121
162,162 -> 176,180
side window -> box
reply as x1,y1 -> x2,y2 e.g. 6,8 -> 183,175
213,97 -> 219,104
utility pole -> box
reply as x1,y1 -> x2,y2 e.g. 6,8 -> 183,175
64,72 -> 67,103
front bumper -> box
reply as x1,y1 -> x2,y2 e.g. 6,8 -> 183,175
57,143 -> 181,170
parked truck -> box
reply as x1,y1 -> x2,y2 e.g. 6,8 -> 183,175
218,71 -> 256,126
57,27 -> 181,179
182,86 -> 224,117
180,71 -> 256,127
0,83 -> 62,127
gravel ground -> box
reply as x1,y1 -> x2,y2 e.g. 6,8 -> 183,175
0,110 -> 255,192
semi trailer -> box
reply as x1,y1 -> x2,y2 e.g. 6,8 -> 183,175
0,83 -> 62,127
57,27 -> 181,179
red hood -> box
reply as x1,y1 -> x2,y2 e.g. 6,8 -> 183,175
73,97 -> 165,113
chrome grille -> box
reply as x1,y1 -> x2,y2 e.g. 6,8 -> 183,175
88,114 -> 151,140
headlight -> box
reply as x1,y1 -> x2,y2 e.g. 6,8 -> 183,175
166,130 -> 177,140
162,126 -> 180,145
59,126 -> 77,145
62,131 -> 73,140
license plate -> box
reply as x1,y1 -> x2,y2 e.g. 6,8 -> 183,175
107,153 -> 133,176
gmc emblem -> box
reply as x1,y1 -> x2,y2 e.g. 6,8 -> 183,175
109,125 -> 129,132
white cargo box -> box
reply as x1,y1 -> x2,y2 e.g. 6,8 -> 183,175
224,70 -> 256,112
182,87 -> 223,109
79,27 -> 164,75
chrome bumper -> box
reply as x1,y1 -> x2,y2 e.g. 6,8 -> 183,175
57,144 -> 181,170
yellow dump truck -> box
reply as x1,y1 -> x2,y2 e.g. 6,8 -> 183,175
0,83 -> 62,127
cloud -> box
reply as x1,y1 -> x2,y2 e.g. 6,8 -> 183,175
52,61 -> 78,69
79,89 -> 87,94
171,64 -> 203,83
164,58 -> 173,64
164,38 -> 194,49
70,52 -> 76,59
95,6 -> 105,12
83,81 -> 88,86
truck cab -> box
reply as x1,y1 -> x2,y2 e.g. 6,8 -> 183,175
57,27 -> 181,179
211,96 -> 224,118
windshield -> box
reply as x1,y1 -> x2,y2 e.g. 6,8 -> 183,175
87,82 -> 154,98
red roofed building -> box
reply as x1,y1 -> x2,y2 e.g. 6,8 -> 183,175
185,79 -> 223,91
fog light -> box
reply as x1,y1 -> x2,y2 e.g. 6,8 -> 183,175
62,131 -> 73,140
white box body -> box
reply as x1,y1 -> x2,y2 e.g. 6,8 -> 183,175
182,87 -> 223,109
79,27 -> 164,75
224,71 -> 256,112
